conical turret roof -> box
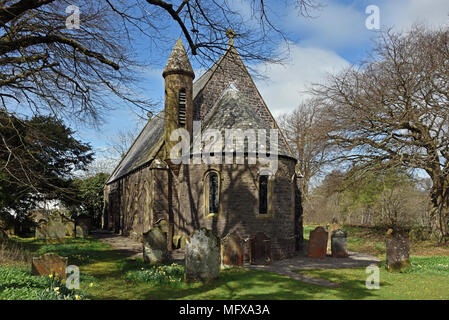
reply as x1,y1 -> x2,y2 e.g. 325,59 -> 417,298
162,39 -> 195,79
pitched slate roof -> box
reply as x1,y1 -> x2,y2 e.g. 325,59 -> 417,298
107,42 -> 295,184
198,83 -> 292,156
107,112 -> 165,184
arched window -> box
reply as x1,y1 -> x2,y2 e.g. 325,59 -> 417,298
205,171 -> 219,215
178,88 -> 186,126
259,175 -> 268,214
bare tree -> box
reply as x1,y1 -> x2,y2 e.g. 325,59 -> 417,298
313,26 -> 449,242
0,0 -> 320,122
278,98 -> 335,196
0,0 -> 320,194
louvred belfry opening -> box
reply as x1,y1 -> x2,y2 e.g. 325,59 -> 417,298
178,89 -> 186,126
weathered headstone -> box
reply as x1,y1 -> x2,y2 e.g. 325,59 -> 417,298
31,253 -> 68,279
308,226 -> 328,258
185,228 -> 220,282
221,232 -> 244,267
331,229 -> 349,258
250,232 -> 272,265
327,222 -> 342,255
386,229 -> 410,271
46,220 -> 67,239
76,216 -> 93,232
142,227 -> 168,264
75,225 -> 88,238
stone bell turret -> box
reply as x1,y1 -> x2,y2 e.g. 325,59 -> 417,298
162,39 -> 195,160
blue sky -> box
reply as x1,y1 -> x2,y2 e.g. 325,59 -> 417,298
74,0 -> 449,165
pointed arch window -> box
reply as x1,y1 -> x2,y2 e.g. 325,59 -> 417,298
178,88 -> 186,126
205,171 -> 220,215
259,175 -> 268,214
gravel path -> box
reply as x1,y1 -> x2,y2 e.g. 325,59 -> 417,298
245,252 -> 381,288
91,230 -> 184,262
92,231 -> 380,288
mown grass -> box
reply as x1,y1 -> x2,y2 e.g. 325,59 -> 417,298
296,256 -> 449,300
1,225 -> 449,300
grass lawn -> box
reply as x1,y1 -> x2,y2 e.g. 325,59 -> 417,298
1,225 -> 448,300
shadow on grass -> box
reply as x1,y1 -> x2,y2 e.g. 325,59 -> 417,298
293,268 -> 394,300
9,236 -> 395,300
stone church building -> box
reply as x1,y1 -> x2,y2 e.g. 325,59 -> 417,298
103,32 -> 303,263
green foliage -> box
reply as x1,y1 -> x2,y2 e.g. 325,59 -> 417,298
406,256 -> 449,275
63,172 -> 109,226
0,266 -> 86,300
0,113 -> 93,232
125,263 -> 184,287
341,168 -> 411,215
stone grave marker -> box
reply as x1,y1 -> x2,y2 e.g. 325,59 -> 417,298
31,253 -> 68,279
142,227 -> 168,264
185,228 -> 220,282
331,229 -> 349,258
221,232 -> 244,267
386,229 -> 410,271
307,226 -> 328,258
327,222 -> 342,255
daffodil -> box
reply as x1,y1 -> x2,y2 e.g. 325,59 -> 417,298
75,295 -> 81,300
89,282 -> 94,288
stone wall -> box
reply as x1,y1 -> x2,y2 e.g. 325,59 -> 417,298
104,155 -> 301,260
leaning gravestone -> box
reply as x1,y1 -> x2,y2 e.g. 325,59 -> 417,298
307,226 -> 328,258
31,253 -> 68,279
142,227 -> 168,264
331,229 -> 349,258
221,232 -> 244,267
185,228 -> 220,282
386,229 -> 410,271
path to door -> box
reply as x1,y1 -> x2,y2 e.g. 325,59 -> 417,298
245,251 -> 381,288
92,231 -> 380,288
91,230 -> 185,262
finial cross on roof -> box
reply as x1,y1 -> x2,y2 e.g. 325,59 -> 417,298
226,28 -> 236,46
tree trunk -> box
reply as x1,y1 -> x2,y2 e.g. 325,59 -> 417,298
430,182 -> 449,243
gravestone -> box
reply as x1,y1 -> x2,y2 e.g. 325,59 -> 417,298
331,229 -> 349,258
327,222 -> 342,255
31,253 -> 68,279
75,225 -> 88,238
308,226 -> 328,258
221,232 -> 244,267
45,220 -> 67,239
76,216 -> 93,232
143,227 -> 168,264
250,232 -> 271,265
386,229 -> 410,271
185,228 -> 220,282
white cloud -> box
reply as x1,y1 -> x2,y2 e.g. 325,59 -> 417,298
253,43 -> 349,117
382,0 -> 449,31
283,2 -> 371,50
